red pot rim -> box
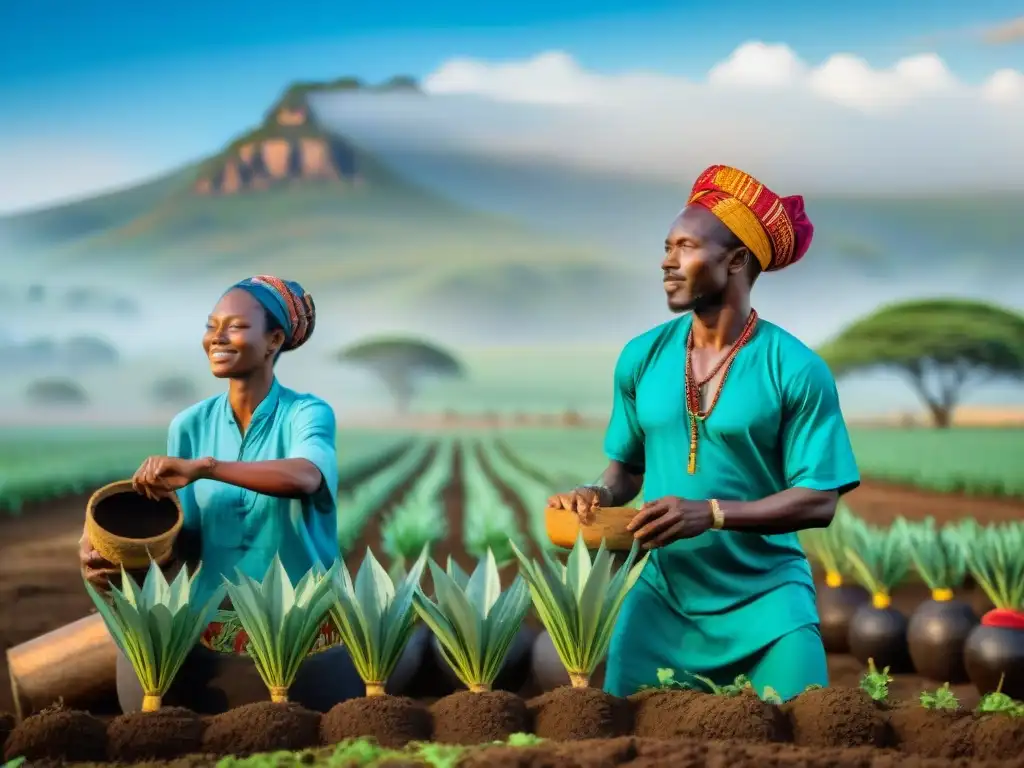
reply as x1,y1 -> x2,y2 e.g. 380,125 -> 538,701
981,608 -> 1024,630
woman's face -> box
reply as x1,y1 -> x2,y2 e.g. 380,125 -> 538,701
203,289 -> 285,378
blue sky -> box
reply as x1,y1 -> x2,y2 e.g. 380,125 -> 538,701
1,0 -> 1022,212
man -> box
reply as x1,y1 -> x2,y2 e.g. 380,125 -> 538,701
548,165 -> 859,701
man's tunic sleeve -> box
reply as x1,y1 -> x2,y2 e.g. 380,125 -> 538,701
603,342 -> 646,473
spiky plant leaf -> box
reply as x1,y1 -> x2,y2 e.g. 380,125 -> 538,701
511,533 -> 648,687
84,561 -> 225,710
413,550 -> 530,691
799,504 -> 857,585
222,555 -> 338,702
951,521 -> 1024,610
329,548 -> 427,695
843,518 -> 911,605
904,517 -> 968,594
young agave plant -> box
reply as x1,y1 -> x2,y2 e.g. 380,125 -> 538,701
844,519 -> 911,608
223,555 -> 338,703
328,548 -> 428,696
413,550 -> 531,692
511,533 -> 648,688
84,561 -> 226,712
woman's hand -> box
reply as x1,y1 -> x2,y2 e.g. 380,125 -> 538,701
132,456 -> 207,500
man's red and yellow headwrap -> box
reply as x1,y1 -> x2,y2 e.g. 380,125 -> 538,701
687,165 -> 814,272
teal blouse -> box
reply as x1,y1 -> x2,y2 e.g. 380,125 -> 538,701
167,379 -> 339,605
602,314 -> 860,692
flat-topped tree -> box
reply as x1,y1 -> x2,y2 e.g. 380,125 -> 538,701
336,336 -> 465,415
817,299 -> 1024,428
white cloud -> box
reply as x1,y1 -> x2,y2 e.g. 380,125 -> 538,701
316,41 -> 1024,194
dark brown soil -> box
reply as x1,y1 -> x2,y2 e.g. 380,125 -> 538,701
3,704 -> 107,763
0,711 -> 13,749
321,695 -> 431,748
105,707 -> 205,762
971,714 -> 1024,761
93,492 -> 179,539
630,688 -> 704,737
430,690 -> 530,744
678,690 -> 790,743
784,686 -> 888,748
200,701 -> 320,756
887,704 -> 974,758
530,686 -> 632,740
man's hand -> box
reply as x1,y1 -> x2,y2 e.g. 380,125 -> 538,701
627,496 -> 713,549
547,486 -> 607,525
132,456 -> 206,501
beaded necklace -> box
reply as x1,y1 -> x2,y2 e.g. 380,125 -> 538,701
684,309 -> 759,474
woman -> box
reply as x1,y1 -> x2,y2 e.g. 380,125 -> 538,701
79,275 -> 362,713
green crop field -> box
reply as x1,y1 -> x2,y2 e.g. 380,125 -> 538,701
0,425 -> 1022,514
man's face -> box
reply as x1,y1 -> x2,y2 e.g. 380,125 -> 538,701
662,205 -> 743,313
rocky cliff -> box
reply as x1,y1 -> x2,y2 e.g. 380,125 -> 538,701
192,77 -> 417,196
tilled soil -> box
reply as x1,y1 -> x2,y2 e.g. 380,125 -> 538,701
5,687 -> 1024,766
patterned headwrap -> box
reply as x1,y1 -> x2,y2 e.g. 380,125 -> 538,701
687,165 -> 814,272
228,275 -> 316,352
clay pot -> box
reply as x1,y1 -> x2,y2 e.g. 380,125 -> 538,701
848,603 -> 913,673
817,584 -> 870,654
530,630 -> 605,691
907,597 -> 978,683
964,610 -> 1024,699
86,481 -> 182,569
545,506 -> 636,550
430,625 -> 536,692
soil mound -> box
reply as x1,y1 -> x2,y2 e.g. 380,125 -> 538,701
3,704 -> 106,763
321,696 -> 431,747
630,689 -> 703,737
785,686 -> 887,748
530,686 -> 632,740
460,736 -> 642,767
201,701 -> 320,756
430,690 -> 529,744
677,690 -> 790,743
106,706 -> 206,762
971,714 -> 1024,761
887,704 -> 973,758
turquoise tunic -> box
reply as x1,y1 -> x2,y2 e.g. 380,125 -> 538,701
167,379 -> 339,605
603,315 -> 860,699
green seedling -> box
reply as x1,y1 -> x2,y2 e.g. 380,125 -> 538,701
761,686 -> 783,705
977,674 -> 1024,717
920,683 -> 959,710
859,658 -> 893,702
690,673 -> 751,697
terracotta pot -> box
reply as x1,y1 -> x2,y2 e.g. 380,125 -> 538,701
545,506 -> 636,551
848,604 -> 913,673
430,625 -> 536,691
817,584 -> 870,654
86,480 -> 182,569
530,630 -> 605,691
964,610 -> 1024,699
907,597 -> 978,683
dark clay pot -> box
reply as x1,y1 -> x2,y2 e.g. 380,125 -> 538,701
964,624 -> 1024,699
385,624 -> 429,695
848,603 -> 913,673
430,625 -> 537,692
818,584 -> 871,654
907,598 -> 978,683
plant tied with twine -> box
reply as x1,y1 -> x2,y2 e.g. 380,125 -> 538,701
413,551 -> 530,693
799,504 -> 856,588
84,562 -> 225,712
902,517 -> 967,601
328,548 -> 427,697
843,518 -> 910,609
222,555 -> 338,703
511,534 -> 648,688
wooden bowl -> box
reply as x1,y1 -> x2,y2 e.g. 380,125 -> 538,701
85,480 -> 183,569
544,505 -> 637,551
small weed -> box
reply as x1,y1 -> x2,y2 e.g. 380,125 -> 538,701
977,674 -> 1024,717
859,658 -> 893,702
920,683 -> 959,710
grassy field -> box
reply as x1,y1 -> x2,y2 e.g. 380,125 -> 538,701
1,426 -> 1022,513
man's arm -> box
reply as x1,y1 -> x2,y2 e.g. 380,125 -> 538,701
712,487 -> 838,534
588,460 -> 645,508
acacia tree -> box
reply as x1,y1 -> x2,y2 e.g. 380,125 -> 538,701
26,378 -> 89,406
151,376 -> 198,407
818,299 -> 1024,428
335,336 -> 464,414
